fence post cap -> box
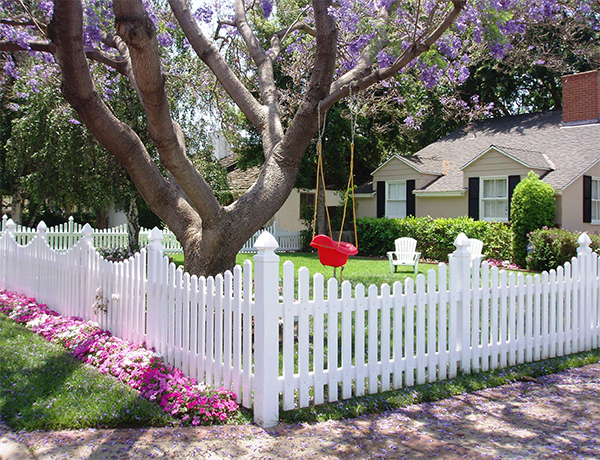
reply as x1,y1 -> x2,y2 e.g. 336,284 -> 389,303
577,232 -> 592,255
81,223 -> 93,238
37,221 -> 47,233
6,218 -> 15,232
68,216 -> 74,222
148,227 -> 163,242
254,231 -> 279,251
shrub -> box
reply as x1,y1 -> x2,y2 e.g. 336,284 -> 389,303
510,171 -> 555,268
526,228 -> 600,271
356,216 -> 512,262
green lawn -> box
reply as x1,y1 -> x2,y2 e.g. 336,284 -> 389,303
172,252 -> 443,288
0,315 -> 176,431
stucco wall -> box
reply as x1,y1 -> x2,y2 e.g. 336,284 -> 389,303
273,188 -> 343,232
462,149 -> 547,185
416,195 -> 467,219
373,157 -> 438,189
560,161 -> 600,232
356,196 -> 376,219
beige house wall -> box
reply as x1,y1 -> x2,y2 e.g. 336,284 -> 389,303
416,195 -> 467,219
356,196 -> 376,219
273,188 -> 343,232
462,149 -> 547,185
373,157 -> 438,189
560,161 -> 600,232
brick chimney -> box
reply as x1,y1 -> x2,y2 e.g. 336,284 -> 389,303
562,70 -> 600,124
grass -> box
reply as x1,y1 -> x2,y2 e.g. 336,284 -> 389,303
172,252 -> 445,288
1,302 -> 598,430
279,348 -> 600,423
0,314 -> 177,431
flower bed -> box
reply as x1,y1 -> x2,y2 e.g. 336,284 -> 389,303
0,289 -> 239,426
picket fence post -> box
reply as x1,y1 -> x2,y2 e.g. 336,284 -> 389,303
453,232 -> 472,372
577,232 -> 593,350
1,214 -> 7,233
146,227 -> 164,353
253,231 -> 280,427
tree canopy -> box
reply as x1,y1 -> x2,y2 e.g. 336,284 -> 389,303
0,0 -> 597,276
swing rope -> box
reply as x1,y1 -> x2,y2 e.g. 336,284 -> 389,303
312,101 -> 333,241
312,87 -> 359,250
337,86 -> 359,249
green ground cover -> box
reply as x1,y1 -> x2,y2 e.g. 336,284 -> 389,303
0,314 -> 176,431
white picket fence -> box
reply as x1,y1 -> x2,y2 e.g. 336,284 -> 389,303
1,215 -> 301,255
1,219 -> 599,428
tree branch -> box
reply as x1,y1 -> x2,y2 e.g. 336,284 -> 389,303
168,0 -> 266,131
113,0 -> 221,225
322,0 -> 465,110
48,0 -> 201,240
0,40 -> 56,53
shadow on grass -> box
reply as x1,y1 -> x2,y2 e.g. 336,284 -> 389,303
0,316 -> 173,431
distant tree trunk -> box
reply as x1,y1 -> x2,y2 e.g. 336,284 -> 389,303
127,197 -> 140,254
95,209 -> 108,229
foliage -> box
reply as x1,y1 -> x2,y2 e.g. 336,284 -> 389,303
356,216 -> 513,262
510,171 -> 556,268
0,315 -> 174,431
526,227 -> 600,272
0,289 -> 241,427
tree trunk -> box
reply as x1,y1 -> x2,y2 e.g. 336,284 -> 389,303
316,186 -> 329,236
127,197 -> 140,254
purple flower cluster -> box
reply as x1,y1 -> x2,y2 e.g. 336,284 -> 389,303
0,289 -> 240,426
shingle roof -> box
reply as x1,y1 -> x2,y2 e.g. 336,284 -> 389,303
409,110 -> 600,193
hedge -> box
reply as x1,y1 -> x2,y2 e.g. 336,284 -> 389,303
526,227 -> 600,272
356,216 -> 512,262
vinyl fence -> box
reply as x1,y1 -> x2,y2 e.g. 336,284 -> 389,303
1,215 -> 302,255
1,219 -> 599,428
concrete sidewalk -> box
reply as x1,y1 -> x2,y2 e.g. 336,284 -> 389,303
2,363 -> 599,459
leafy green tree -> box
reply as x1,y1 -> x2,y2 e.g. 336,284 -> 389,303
510,171 -> 556,268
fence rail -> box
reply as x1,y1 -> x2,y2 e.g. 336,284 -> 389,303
1,215 -> 302,255
1,219 -> 599,428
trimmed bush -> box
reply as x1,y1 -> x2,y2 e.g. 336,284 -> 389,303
526,227 -> 600,271
356,216 -> 512,262
510,172 -> 555,268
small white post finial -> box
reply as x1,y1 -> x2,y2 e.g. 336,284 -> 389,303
577,232 -> 593,256
37,221 -> 48,239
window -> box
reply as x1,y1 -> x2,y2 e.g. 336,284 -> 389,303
386,181 -> 406,218
593,178 -> 600,223
481,177 -> 508,222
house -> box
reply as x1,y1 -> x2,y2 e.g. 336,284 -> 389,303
223,153 -> 343,232
355,70 -> 600,233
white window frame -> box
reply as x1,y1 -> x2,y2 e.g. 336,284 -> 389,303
592,177 -> 600,224
386,180 -> 407,219
480,176 -> 509,223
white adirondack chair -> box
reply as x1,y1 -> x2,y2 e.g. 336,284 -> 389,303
449,237 -> 485,267
387,237 -> 421,274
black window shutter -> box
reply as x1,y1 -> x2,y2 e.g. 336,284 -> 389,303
508,175 -> 520,220
377,181 -> 386,218
468,177 -> 480,220
406,180 -> 416,217
584,175 -> 592,223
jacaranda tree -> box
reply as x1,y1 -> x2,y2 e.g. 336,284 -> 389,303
0,0 -> 596,276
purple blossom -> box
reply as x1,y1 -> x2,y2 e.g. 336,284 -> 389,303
158,32 -> 174,47
0,289 -> 240,426
194,5 -> 213,23
3,56 -> 18,79
261,0 -> 273,19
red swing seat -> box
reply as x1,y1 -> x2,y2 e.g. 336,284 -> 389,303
310,234 -> 358,268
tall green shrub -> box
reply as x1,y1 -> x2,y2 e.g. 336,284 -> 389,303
510,171 -> 555,268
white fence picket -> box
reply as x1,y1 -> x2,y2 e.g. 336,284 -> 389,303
1,223 -> 599,428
